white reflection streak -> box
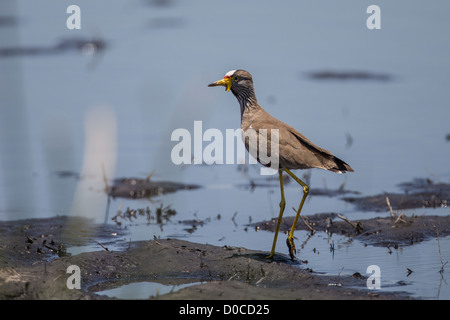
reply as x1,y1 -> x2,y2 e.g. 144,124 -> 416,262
70,105 -> 117,219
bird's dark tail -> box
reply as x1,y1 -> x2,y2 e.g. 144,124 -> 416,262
328,156 -> 354,173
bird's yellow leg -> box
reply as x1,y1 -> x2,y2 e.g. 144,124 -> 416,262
266,170 -> 286,259
284,168 -> 309,260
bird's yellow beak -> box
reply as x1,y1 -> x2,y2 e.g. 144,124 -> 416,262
208,76 -> 232,92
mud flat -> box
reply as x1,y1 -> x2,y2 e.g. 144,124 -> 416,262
0,216 -> 409,300
254,178 -> 450,248
342,178 -> 450,212
253,213 -> 450,248
2,177 -> 448,300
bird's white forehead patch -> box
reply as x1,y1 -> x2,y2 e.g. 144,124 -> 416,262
225,70 -> 237,77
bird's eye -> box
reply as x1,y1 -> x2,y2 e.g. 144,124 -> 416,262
233,76 -> 239,82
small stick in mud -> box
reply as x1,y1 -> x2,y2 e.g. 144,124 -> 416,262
386,196 -> 396,218
145,170 -> 156,182
386,196 -> 408,225
300,214 -> 315,233
337,214 -> 363,234
97,241 -> 109,252
292,207 -> 315,232
43,244 -> 58,253
394,212 -> 407,224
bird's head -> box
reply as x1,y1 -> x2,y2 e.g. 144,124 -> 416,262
208,69 -> 254,97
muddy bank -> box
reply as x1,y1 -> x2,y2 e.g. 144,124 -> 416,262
0,216 -> 408,300
250,178 -> 450,250
343,178 -> 450,212
252,213 -> 450,248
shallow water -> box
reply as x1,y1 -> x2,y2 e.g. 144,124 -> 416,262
1,0 -> 450,299
97,281 -> 202,300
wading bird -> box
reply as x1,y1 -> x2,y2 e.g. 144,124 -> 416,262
208,69 -> 353,260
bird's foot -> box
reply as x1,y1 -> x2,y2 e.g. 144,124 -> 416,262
286,236 -> 296,261
265,251 -> 275,260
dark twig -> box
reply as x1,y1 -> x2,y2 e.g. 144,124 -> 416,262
292,207 -> 315,232
337,214 -> 363,234
97,241 -> 109,252
300,215 -> 315,233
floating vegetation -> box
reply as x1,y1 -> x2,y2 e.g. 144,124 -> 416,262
111,202 -> 177,226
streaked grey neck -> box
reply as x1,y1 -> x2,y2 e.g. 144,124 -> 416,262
232,87 -> 258,118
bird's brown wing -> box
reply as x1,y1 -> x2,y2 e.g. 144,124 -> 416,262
248,108 -> 353,172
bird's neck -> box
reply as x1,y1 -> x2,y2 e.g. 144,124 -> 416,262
233,89 -> 258,118
239,96 -> 258,115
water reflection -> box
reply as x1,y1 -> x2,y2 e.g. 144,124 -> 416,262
68,105 -> 117,222
0,38 -> 106,58
97,281 -> 202,299
110,202 -> 176,227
